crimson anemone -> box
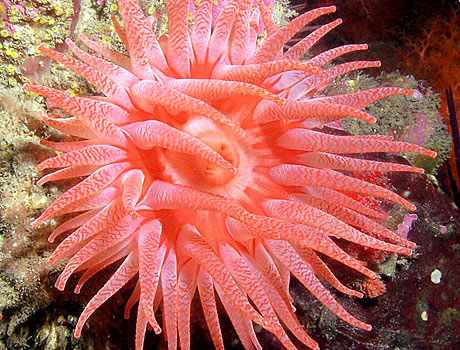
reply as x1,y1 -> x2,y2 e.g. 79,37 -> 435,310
27,0 -> 436,349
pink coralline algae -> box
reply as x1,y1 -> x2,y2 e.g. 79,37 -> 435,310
403,111 -> 438,150
396,213 -> 418,240
27,0 -> 436,349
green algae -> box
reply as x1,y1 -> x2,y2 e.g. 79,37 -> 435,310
324,71 -> 452,174
0,0 -> 84,347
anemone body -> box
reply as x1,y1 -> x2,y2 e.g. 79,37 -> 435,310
28,0 -> 436,349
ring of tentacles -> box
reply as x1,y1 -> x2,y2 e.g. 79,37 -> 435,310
26,0 -> 436,349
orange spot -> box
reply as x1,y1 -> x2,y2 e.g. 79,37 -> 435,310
363,278 -> 386,298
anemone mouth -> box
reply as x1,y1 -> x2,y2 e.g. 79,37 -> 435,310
162,117 -> 246,191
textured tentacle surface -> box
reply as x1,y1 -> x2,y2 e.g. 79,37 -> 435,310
278,128 -> 437,158
283,19 -> 344,61
252,6 -> 337,64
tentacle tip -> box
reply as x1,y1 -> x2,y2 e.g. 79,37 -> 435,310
32,218 -> 43,227
400,247 -> 413,256
411,89 -> 423,100
23,83 -> 33,91
152,324 -> 162,334
364,324 -> 372,331
368,271 -> 377,280
74,329 -> 82,338
37,45 -> 48,53
416,168 -> 425,174
36,179 -> 47,186
55,281 -> 65,292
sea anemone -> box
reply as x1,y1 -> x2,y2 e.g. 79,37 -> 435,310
26,0 -> 436,349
